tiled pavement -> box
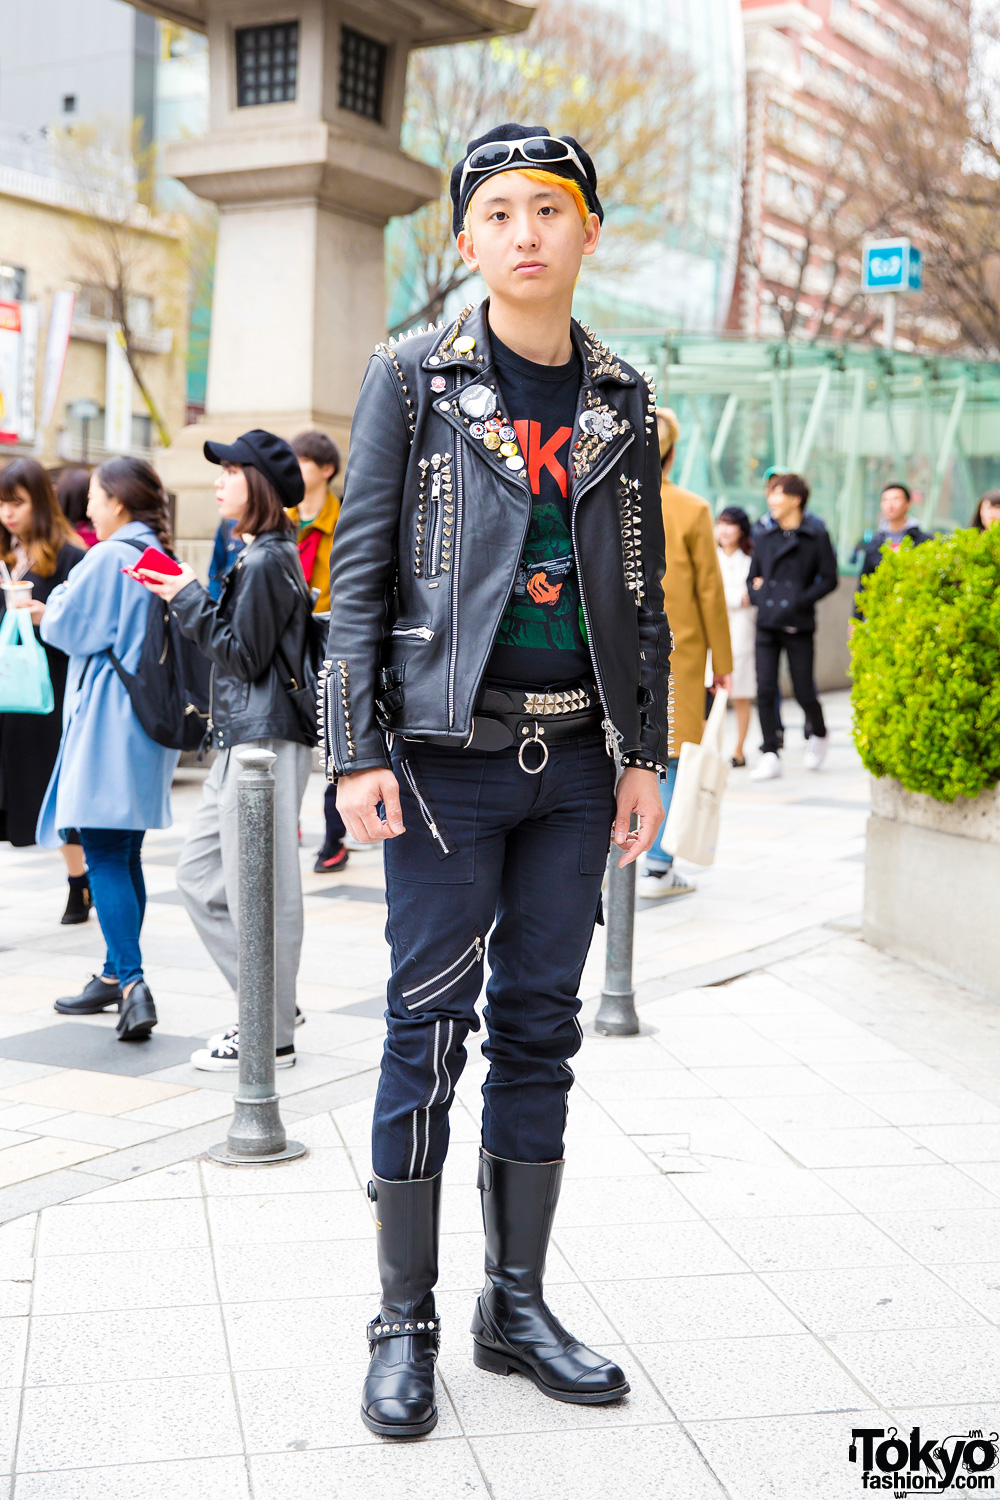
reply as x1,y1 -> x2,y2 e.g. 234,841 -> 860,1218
2,692 -> 1000,1498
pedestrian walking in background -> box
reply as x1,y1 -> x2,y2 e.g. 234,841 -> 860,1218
0,459 -> 89,922
39,458 -> 180,1041
55,468 -> 97,549
288,430 -> 352,874
139,430 -> 316,1072
639,406 -> 731,900
712,505 -> 755,767
853,483 -> 931,620
329,124 -> 671,1439
206,516 -> 244,600
749,473 -> 837,781
970,490 -> 1000,529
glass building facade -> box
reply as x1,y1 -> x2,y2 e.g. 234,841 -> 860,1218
612,332 -> 1000,566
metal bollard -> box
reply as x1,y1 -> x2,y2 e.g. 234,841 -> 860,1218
594,851 -> 640,1036
209,748 -> 305,1165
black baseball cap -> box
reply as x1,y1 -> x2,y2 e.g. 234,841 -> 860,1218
203,429 -> 305,509
449,123 -> 603,238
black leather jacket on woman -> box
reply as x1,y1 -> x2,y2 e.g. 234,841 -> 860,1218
170,530 -> 314,750
322,302 -> 673,777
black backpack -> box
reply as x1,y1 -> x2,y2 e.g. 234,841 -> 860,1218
101,539 -> 212,752
273,604 -> 326,745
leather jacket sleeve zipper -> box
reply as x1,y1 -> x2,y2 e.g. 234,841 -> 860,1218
570,431 -> 635,756
447,445 -> 464,726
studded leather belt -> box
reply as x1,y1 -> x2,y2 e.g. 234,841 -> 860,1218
467,681 -> 603,771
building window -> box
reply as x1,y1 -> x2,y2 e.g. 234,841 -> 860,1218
76,285 -> 114,322
0,264 -> 27,301
235,22 -> 298,108
770,104 -> 794,135
339,26 -> 386,122
62,94 -> 77,114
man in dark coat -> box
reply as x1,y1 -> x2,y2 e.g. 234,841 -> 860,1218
748,472 -> 837,779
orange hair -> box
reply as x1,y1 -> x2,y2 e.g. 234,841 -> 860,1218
462,167 -> 592,234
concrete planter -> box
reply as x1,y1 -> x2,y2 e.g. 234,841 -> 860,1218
864,776 -> 1000,999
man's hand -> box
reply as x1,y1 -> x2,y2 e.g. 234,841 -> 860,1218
712,672 -> 731,695
336,768 -> 405,843
613,766 -> 663,868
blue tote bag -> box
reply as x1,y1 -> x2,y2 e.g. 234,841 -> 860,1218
0,606 -> 54,714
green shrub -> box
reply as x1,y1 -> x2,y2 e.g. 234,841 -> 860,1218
851,526 -> 1000,802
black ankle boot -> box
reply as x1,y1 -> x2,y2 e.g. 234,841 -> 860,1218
61,876 -> 91,926
361,1172 -> 441,1438
55,974 -> 122,1015
471,1149 -> 629,1404
116,981 -> 157,1041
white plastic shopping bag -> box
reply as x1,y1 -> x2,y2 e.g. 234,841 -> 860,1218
661,688 -> 729,866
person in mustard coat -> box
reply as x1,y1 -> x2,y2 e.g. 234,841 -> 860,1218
640,408 -> 733,899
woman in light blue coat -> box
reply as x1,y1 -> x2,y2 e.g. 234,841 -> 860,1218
38,458 -> 180,1041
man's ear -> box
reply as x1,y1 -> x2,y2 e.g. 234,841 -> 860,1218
581,214 -> 601,259
457,228 -> 478,271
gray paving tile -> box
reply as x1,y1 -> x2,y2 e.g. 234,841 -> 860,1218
690,1065 -> 840,1098
671,1164 -> 854,1220
641,1334 -> 875,1421
556,1220 -> 747,1282
224,1294 -> 366,1370
26,1304 -> 229,1386
591,1273 -> 803,1344
0,1384 -> 18,1476
12,1457 -> 251,1500
814,1062 -> 956,1093
0,1025 -> 206,1077
200,1146 -> 357,1196
206,1189 -> 372,1249
73,1162 -> 203,1203
736,1093 -> 888,1130
685,1412 -> 863,1500
827,1326 -> 1000,1406
552,1174 -> 699,1228
16,1374 -> 243,1470
932,1262 -> 1000,1322
870,1209 -> 1000,1264
235,1360 -> 463,1451
816,1165 -> 1000,1215
31,1246 -> 218,1315
249,1437 -> 490,1499
37,1198 -> 209,1257
712,1214 -> 914,1273
765,1126 -> 941,1169
0,1319 -> 27,1387
903,1123 -> 1000,1162
28,1112 -> 172,1150
476,1428 -> 727,1500
761,1264 -> 989,1334
866,1091 -> 1000,1127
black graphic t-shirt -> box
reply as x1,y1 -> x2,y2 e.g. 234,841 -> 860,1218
486,333 -> 592,688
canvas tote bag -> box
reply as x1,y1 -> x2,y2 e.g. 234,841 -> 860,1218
661,688 -> 729,865
0,605 -> 54,715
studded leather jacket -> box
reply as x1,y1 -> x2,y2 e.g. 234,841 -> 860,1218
321,302 -> 673,778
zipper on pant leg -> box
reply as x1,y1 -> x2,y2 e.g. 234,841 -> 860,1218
403,935 -> 484,1011
399,758 -> 456,857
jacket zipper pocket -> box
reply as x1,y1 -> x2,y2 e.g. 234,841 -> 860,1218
403,935 -> 484,1011
427,471 -> 443,577
399,758 -> 456,858
392,625 -> 435,640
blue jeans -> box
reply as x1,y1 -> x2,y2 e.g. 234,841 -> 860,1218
78,829 -> 146,989
373,734 -> 616,1180
645,757 -> 679,871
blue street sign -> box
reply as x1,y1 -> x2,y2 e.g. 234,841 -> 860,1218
862,238 -> 922,294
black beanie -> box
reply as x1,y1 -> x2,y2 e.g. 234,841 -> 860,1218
450,123 -> 603,238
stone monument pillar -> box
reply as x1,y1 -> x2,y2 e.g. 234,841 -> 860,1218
132,0 -> 535,569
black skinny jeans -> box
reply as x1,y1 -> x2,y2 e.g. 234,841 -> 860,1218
756,628 -> 826,754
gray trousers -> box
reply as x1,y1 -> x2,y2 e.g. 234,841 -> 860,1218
176,738 -> 312,1049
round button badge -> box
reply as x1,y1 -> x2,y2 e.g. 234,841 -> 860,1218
506,455 -> 525,472
483,432 -> 502,451
500,442 -> 518,457
469,422 -> 486,439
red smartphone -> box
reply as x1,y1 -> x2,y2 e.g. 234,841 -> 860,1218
121,545 -> 182,580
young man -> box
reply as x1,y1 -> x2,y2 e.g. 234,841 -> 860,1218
853,482 -> 930,617
323,123 -> 672,1439
748,473 -> 837,780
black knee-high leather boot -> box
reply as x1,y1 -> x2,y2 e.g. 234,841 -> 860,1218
361,1171 -> 442,1437
471,1149 -> 629,1404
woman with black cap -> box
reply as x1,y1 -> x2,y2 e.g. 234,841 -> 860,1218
138,429 -> 316,1070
